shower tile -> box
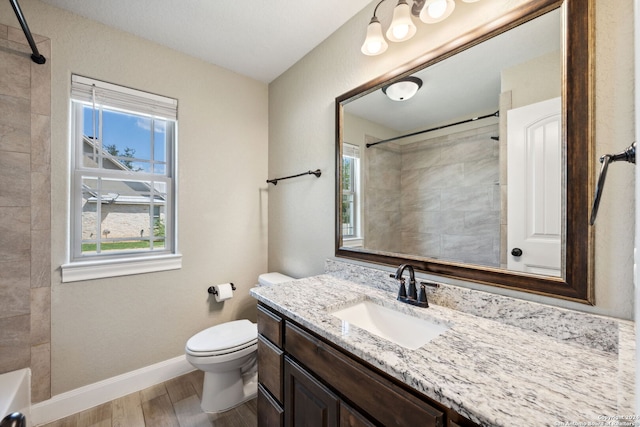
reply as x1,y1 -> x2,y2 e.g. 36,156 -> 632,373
0,260 -> 30,318
31,171 -> 50,230
31,342 -> 51,403
0,207 -> 30,261
402,145 -> 441,170
31,228 -> 51,289
0,152 -> 30,206
440,211 -> 465,234
464,156 -> 500,186
0,314 -> 30,373
422,163 -> 464,189
464,210 -> 500,234
30,287 -> 50,345
7,25 -> 46,44
400,189 -> 440,211
441,186 -> 493,212
30,40 -> 51,117
31,113 -> 51,173
401,232 -> 440,258
442,234 -> 499,266
0,47 -> 30,100
0,94 -> 30,153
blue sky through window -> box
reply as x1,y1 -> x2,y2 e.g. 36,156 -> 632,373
82,105 -> 167,173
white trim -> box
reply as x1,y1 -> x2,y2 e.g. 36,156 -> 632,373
31,355 -> 194,426
61,253 -> 182,282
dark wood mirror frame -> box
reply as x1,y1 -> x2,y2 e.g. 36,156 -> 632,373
335,0 -> 594,304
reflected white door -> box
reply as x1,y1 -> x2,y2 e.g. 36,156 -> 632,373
507,97 -> 562,276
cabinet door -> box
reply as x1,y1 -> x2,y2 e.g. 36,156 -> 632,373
284,356 -> 339,427
339,402 -> 375,427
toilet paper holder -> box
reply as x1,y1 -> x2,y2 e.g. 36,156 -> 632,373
208,283 -> 236,295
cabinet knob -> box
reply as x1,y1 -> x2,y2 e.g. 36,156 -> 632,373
511,248 -> 523,257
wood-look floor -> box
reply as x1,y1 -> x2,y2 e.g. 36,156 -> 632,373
39,370 -> 257,427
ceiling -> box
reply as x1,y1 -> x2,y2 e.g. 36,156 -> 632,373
39,0 -> 374,83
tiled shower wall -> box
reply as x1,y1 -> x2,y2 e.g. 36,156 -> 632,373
0,24 -> 52,403
365,123 -> 500,266
400,124 -> 500,266
363,135 -> 402,253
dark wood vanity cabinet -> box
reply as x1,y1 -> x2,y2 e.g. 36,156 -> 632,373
257,303 -> 480,427
257,305 -> 285,426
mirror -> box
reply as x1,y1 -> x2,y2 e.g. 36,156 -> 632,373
336,0 -> 594,303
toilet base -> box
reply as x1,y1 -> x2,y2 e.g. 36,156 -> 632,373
200,370 -> 258,414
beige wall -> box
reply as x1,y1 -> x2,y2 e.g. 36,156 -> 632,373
269,0 -> 635,319
0,0 -> 269,394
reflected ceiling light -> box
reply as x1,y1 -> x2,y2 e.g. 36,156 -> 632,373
420,0 -> 456,24
361,0 -> 481,56
382,76 -> 423,101
386,0 -> 417,42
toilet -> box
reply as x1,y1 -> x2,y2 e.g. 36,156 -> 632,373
185,272 -> 294,413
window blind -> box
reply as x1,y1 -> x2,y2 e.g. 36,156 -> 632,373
71,74 -> 177,120
343,143 -> 360,159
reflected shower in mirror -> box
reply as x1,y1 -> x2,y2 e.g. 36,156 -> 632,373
341,8 -> 562,276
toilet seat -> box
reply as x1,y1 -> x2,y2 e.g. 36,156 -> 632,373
186,320 -> 257,357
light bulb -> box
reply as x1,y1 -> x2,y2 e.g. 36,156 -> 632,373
386,0 -> 417,42
393,24 -> 409,40
428,0 -> 447,19
419,0 -> 456,24
361,17 -> 388,55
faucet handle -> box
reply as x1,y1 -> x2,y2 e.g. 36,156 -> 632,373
420,280 -> 440,289
397,278 -> 407,299
417,284 -> 429,307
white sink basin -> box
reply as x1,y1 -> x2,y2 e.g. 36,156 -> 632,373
330,299 -> 449,350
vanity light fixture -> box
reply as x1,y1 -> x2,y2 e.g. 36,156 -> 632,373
362,0 -> 481,56
419,0 -> 456,24
386,0 -> 417,42
382,76 -> 423,101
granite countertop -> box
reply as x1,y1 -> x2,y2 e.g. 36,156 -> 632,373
251,274 -> 635,427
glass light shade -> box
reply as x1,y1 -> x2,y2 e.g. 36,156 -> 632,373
382,77 -> 422,101
420,0 -> 456,24
361,17 -> 388,56
386,0 -> 417,42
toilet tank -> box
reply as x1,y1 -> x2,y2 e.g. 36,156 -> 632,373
258,272 -> 294,286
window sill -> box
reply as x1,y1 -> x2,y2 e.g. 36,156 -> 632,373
342,237 -> 363,248
61,253 -> 182,283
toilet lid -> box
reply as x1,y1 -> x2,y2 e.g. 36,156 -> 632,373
258,272 -> 294,286
186,320 -> 257,353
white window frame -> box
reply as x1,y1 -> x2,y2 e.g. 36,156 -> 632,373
342,143 -> 361,245
61,75 -> 181,282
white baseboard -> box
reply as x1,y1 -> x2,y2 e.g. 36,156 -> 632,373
31,355 -> 194,426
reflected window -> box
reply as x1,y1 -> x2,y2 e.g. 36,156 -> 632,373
342,143 -> 360,239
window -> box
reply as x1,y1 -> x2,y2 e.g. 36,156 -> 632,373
62,75 -> 180,282
342,143 -> 360,240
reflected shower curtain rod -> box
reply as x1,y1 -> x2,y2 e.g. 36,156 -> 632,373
9,0 -> 46,64
267,169 -> 321,185
366,110 -> 499,148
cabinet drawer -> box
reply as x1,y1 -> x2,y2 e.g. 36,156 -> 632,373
258,335 -> 284,403
258,304 -> 283,347
258,383 -> 284,427
285,322 -> 444,427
